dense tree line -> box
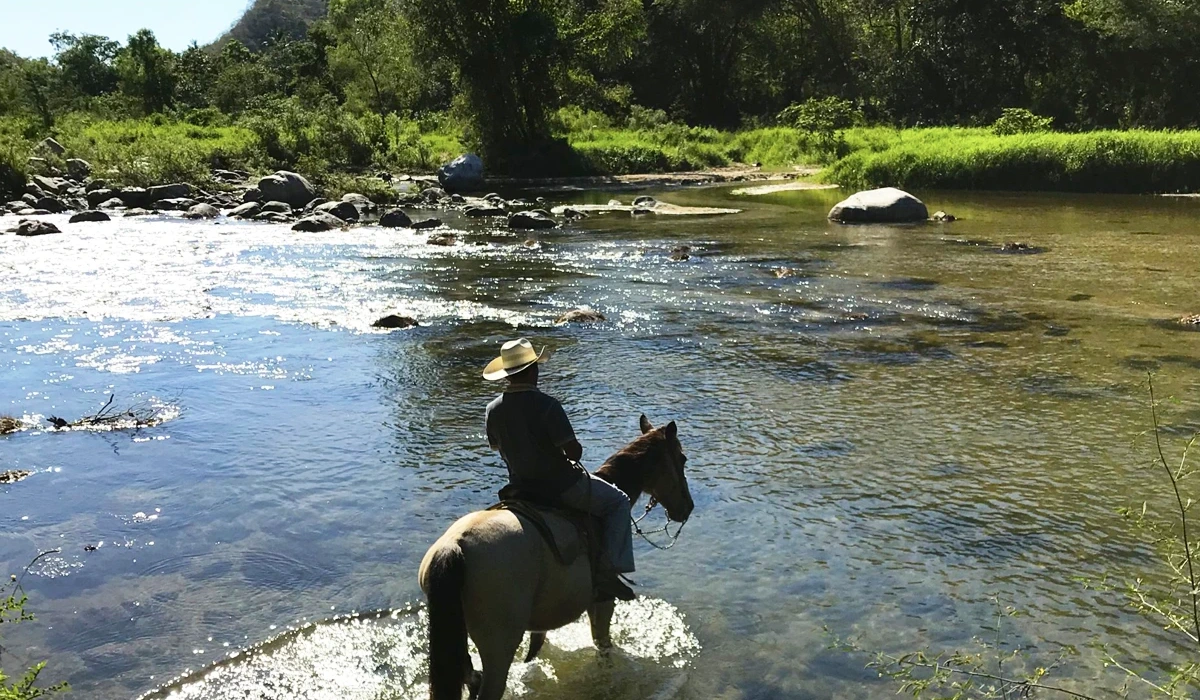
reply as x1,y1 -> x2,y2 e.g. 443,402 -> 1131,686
1,0 -> 1197,171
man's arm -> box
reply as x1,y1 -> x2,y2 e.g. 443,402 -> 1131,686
562,439 -> 583,463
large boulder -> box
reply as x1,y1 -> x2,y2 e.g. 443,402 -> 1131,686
257,171 -> 317,209
15,219 -> 61,236
828,187 -> 928,224
118,187 -> 154,208
34,196 -> 66,213
260,200 -> 294,215
379,209 -> 412,228
227,202 -> 262,219
437,154 -> 485,193
66,158 -> 92,181
292,212 -> 346,232
315,200 -> 359,222
38,137 -> 65,155
183,203 -> 221,219
149,183 -> 192,201
69,210 -> 110,223
86,189 -> 116,208
341,192 -> 375,215
32,175 -> 69,195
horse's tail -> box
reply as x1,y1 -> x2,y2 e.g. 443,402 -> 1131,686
425,543 -> 468,700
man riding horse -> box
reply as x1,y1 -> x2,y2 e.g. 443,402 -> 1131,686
482,338 -> 636,602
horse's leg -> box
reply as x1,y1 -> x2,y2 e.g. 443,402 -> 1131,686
524,632 -> 547,662
474,628 -> 524,700
588,600 -> 616,650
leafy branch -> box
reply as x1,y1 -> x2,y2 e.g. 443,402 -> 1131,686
1,551 -> 69,699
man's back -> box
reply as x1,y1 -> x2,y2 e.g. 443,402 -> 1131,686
485,387 -> 581,495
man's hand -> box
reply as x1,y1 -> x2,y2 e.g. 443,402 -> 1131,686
563,439 -> 583,463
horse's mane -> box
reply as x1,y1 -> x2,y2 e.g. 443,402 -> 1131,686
595,431 -> 661,502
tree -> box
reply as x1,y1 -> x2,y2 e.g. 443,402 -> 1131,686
116,30 -> 176,114
328,0 -> 416,119
49,32 -> 119,100
210,40 -> 280,114
174,43 -> 214,110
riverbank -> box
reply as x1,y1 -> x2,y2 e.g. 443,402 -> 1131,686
6,114 -> 1200,202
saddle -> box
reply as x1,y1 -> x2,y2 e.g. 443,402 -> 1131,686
488,486 -> 602,570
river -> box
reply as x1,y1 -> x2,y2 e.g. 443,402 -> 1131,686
2,185 -> 1199,699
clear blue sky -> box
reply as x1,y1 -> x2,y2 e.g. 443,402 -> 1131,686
0,0 -> 251,57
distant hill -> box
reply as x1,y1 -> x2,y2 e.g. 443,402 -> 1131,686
220,0 -> 328,50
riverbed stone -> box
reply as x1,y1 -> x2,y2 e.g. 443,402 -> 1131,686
34,196 -> 65,213
149,183 -> 192,201
183,203 -> 220,219
154,197 -> 199,211
228,202 -> 262,219
254,212 -> 293,223
509,210 -> 557,230
69,210 -> 111,223
437,153 -> 484,193
243,187 -> 263,203
379,209 -> 412,228
118,187 -> 154,208
15,219 -> 61,236
33,175 -> 70,195
292,212 -> 346,232
556,309 -> 606,325
465,205 -> 506,217
124,208 -> 152,217
97,197 -> 125,210
341,193 -> 375,215
411,218 -> 442,230
258,171 -> 317,208
66,158 -> 92,181
260,200 -> 294,215
86,189 -> 116,208
427,233 -> 457,246
828,187 -> 929,224
372,314 -> 418,329
315,200 -> 359,222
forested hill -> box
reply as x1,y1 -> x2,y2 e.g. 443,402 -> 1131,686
221,0 -> 327,50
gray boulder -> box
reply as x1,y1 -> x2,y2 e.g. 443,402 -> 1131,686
341,193 -> 375,214
315,201 -> 359,222
39,138 -> 65,155
227,202 -> 262,219
118,187 -> 153,208
15,219 -> 61,236
34,196 -> 65,213
243,187 -> 262,203
97,197 -> 125,210
260,200 -> 293,215
154,198 -> 199,211
149,183 -> 192,201
828,187 -> 928,224
437,153 -> 484,193
292,212 -> 346,232
421,187 -> 447,202
183,203 -> 221,219
379,209 -> 412,228
508,210 -> 557,230
86,189 -> 116,208
66,158 -> 92,181
32,176 -> 69,195
257,171 -> 316,208
69,210 -> 110,223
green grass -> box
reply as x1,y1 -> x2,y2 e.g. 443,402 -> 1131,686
824,127 -> 1200,194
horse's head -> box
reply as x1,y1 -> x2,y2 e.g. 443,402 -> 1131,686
637,414 -> 694,523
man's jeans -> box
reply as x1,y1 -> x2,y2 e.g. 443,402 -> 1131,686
559,472 -> 635,574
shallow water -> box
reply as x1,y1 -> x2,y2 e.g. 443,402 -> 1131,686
3,187 -> 1200,699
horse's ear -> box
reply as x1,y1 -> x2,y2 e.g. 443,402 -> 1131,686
639,415 -> 653,434
665,421 -> 677,439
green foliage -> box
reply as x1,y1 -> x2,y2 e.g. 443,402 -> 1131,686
327,0 -> 419,118
992,108 -> 1054,136
49,33 -> 119,101
116,30 -> 176,115
2,557 -> 69,699
777,97 -> 860,159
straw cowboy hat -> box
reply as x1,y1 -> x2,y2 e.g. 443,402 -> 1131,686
483,338 -> 551,381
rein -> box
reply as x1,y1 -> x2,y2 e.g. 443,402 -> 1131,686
631,496 -> 688,551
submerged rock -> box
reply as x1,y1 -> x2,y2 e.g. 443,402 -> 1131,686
258,171 -> 317,208
69,210 -> 111,223
828,187 -> 929,224
124,208 -> 153,217
465,205 -> 506,217
427,233 -> 457,246
379,209 -> 413,228
438,153 -> 485,193
372,314 -> 419,329
292,212 -> 346,232
556,309 -> 606,325
1179,314 -> 1200,327
0,470 -> 33,484
932,210 -> 957,222
15,219 -> 61,236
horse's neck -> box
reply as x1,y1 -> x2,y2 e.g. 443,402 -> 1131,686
594,454 -> 645,505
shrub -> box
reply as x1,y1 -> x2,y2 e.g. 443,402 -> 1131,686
992,107 -> 1054,136
778,97 -> 861,159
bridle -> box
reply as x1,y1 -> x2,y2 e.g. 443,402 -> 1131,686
631,495 -> 688,551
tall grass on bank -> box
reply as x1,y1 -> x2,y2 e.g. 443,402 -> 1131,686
826,127 -> 1200,194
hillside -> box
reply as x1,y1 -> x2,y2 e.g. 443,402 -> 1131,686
222,0 -> 328,50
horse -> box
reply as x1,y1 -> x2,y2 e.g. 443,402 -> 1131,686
419,414 -> 695,700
